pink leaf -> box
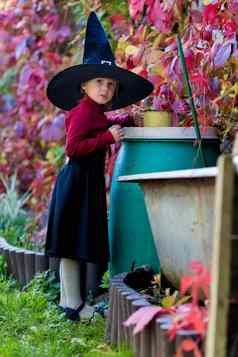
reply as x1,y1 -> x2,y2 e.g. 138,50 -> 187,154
147,0 -> 163,23
128,0 -> 145,20
188,261 -> 205,275
123,306 -> 174,335
148,74 -> 164,86
229,0 -> 238,13
46,29 -> 58,43
123,306 -> 159,327
147,0 -> 175,33
133,307 -> 164,334
190,10 -> 203,24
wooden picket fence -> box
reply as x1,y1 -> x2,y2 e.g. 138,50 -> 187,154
0,237 -> 57,285
106,273 -> 203,357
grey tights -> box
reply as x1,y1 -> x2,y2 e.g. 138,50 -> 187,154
59,258 -> 83,309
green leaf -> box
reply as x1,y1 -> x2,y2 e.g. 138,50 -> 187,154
161,294 -> 177,308
0,68 -> 17,94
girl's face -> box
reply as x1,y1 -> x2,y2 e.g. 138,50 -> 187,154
81,77 -> 117,105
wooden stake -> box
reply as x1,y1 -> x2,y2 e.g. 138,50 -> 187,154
206,155 -> 235,357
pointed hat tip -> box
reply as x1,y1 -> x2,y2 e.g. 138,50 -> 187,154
89,11 -> 97,17
86,11 -> 103,31
88,11 -> 99,22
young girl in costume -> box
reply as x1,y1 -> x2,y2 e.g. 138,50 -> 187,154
45,11 -> 153,321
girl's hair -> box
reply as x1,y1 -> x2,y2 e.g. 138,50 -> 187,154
80,86 -> 85,98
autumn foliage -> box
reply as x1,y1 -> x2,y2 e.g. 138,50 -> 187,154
0,0 -> 72,214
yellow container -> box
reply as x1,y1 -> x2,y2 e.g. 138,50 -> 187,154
143,110 -> 172,127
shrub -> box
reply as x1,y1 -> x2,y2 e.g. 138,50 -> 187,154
0,173 -> 39,250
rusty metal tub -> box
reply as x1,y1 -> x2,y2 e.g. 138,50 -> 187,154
118,167 -> 217,287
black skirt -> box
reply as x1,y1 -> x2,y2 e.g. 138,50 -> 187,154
45,150 -> 109,264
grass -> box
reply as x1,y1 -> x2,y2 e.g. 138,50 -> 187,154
0,277 -> 132,357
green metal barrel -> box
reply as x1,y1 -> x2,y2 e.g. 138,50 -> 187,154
109,127 -> 220,276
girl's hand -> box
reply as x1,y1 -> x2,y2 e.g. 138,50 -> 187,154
109,125 -> 124,142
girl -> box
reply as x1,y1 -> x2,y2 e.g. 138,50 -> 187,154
45,11 -> 153,321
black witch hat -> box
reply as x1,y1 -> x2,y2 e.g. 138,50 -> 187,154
47,12 -> 153,111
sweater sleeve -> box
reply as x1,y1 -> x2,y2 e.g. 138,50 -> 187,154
65,108 -> 115,157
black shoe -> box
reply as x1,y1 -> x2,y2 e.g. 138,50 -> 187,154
57,305 -> 65,313
64,301 -> 85,322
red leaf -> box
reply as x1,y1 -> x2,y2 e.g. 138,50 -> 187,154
180,261 -> 211,304
137,68 -> 148,79
176,339 -> 203,357
190,72 -> 209,92
180,276 -> 193,296
46,52 -> 62,65
182,339 -> 197,351
109,15 -> 130,34
110,14 -> 126,24
203,3 -> 220,26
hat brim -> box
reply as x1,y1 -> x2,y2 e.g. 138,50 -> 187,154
47,64 -> 154,111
